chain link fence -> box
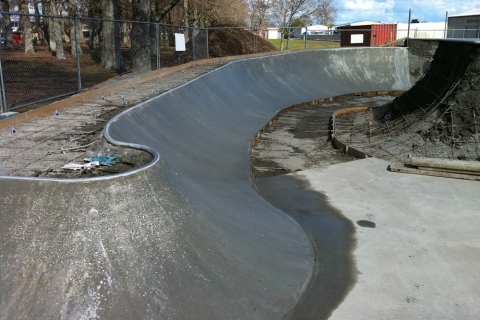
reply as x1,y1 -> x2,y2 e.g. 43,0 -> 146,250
0,12 -> 214,113
0,10 -> 478,114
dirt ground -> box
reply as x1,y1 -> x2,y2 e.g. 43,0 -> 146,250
2,29 -> 275,111
1,45 -> 117,110
0,61 -> 227,177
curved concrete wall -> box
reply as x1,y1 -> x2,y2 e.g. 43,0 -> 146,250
0,48 -> 411,319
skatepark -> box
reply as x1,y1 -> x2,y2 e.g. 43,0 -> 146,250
1,40 -> 480,319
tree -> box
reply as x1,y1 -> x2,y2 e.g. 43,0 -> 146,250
68,0 -> 82,57
271,0 -> 336,50
131,0 -> 151,71
46,0 -> 65,59
180,0 -> 248,27
1,0 -> 13,49
19,0 -> 35,53
152,0 -> 183,22
314,0 -> 336,26
100,0 -> 124,70
248,0 -> 271,28
32,0 -> 46,46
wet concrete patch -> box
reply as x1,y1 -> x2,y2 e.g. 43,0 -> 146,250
255,175 -> 356,320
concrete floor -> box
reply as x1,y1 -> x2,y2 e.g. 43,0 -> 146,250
2,46 -> 479,319
286,158 -> 480,319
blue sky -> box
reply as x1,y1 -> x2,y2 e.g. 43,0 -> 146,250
334,0 -> 480,25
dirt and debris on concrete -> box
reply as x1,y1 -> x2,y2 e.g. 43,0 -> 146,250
0,62 -> 227,177
0,28 -> 280,178
251,94 -> 397,179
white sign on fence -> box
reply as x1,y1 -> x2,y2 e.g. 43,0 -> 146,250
175,33 -> 186,51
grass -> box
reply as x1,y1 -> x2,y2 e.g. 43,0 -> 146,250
267,39 -> 340,50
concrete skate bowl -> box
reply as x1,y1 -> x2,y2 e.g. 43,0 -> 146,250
1,48 -> 412,319
333,40 -> 480,161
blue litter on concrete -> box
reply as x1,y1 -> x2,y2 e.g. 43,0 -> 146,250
86,155 -> 117,166
0,112 -> 19,119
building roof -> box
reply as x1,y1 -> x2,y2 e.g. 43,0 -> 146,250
449,9 -> 480,18
336,21 -> 384,27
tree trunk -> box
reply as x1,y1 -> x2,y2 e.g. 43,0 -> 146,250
122,22 -> 130,47
48,1 -> 56,52
48,16 -> 56,52
101,0 -> 124,71
155,0 -> 182,22
20,0 -> 35,53
1,0 -> 13,49
48,0 -> 65,59
33,0 -> 45,45
53,19 -> 65,59
131,0 -> 151,72
68,0 -> 82,57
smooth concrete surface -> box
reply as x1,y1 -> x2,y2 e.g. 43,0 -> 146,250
1,48 -> 412,319
286,158 -> 480,319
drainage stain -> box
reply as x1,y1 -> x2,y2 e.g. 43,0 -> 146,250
255,175 -> 356,320
357,220 -> 376,228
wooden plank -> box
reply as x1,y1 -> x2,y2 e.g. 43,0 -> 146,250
376,37 -> 407,47
407,157 -> 480,173
389,164 -> 480,181
418,166 -> 480,176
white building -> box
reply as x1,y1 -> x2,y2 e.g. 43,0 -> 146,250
265,28 -> 280,39
397,22 -> 447,39
300,25 -> 330,35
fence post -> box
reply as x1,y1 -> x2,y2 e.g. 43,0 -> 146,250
192,27 -> 196,61
74,15 -> 82,91
206,28 -> 209,59
407,8 -> 411,40
254,27 -> 257,53
0,54 -> 7,113
444,11 -> 448,38
156,23 -> 161,69
304,26 -> 307,49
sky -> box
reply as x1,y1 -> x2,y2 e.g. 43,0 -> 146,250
334,0 -> 480,25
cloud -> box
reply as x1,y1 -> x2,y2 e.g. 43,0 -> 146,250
344,0 -> 395,11
337,0 -> 397,24
335,0 -> 480,25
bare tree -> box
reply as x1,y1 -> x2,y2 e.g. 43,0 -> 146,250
47,0 -> 65,59
1,0 -> 14,49
100,0 -> 124,70
271,0 -> 336,50
249,0 -> 271,28
68,0 -> 82,57
19,0 -> 35,53
182,0 -> 248,27
131,0 -> 151,71
314,0 -> 336,26
32,0 -> 46,45
153,0 -> 183,22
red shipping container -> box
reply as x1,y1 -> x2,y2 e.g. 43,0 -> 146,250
338,24 -> 397,47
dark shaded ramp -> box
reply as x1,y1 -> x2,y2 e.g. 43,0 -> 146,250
0,48 -> 411,319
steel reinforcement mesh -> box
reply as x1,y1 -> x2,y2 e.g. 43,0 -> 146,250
333,42 -> 480,161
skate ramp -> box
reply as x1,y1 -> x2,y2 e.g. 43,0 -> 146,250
0,48 -> 411,319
